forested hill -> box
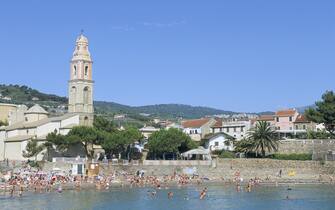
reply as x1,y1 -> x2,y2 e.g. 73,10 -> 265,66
0,84 -> 237,119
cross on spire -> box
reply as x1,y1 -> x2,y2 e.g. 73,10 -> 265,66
80,29 -> 84,35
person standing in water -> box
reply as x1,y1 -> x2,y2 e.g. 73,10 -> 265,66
200,187 -> 207,199
168,191 -> 173,199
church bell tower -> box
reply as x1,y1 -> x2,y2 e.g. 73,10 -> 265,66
68,32 -> 94,126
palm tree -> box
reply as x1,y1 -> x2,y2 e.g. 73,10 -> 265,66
248,121 -> 278,157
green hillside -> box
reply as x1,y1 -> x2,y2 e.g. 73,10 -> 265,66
0,84 -> 237,119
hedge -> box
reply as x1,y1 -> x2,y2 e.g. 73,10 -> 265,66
270,153 -> 312,161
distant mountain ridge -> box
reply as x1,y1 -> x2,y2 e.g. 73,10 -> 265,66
0,84 -> 238,119
0,84 -> 315,119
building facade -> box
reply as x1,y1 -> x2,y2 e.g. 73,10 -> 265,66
0,103 -> 18,124
0,33 -> 94,161
181,118 -> 216,141
68,34 -> 94,126
211,118 -> 251,140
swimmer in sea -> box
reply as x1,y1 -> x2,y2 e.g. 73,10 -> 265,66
168,191 -> 173,199
246,183 -> 251,192
151,190 -> 157,197
200,188 -> 207,200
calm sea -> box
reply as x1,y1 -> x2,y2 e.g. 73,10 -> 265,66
1,184 -> 335,210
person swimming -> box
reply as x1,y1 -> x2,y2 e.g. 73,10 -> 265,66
151,190 -> 157,197
168,191 -> 173,199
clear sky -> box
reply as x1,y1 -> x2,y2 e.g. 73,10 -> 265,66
1,0 -> 334,112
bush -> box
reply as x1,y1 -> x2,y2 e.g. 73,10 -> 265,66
219,151 -> 235,158
270,153 -> 312,161
212,150 -> 235,158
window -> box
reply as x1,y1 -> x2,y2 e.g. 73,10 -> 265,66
73,65 -> 77,75
289,127 -> 292,130
215,142 -> 219,146
233,127 -> 236,132
226,128 -> 230,132
84,116 -> 89,126
195,130 -> 198,134
289,116 -> 292,122
241,126 -> 244,132
303,125 -> 306,130
83,86 -> 89,104
295,125 -> 298,130
276,117 -> 279,122
85,66 -> 88,76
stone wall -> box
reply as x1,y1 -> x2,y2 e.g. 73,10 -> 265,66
278,139 -> 335,154
277,139 -> 335,160
100,158 -> 335,181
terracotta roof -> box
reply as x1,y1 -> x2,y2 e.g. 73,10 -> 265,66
257,115 -> 274,121
182,118 -> 210,128
275,109 -> 297,116
211,118 -> 222,127
294,114 -> 310,123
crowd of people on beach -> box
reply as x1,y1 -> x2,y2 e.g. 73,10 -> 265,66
2,159 -> 319,201
0,164 -> 263,202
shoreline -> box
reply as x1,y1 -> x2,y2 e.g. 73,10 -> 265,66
1,178 -> 333,194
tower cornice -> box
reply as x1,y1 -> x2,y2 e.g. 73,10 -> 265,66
68,79 -> 95,83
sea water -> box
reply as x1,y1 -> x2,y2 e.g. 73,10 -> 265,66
1,184 -> 335,210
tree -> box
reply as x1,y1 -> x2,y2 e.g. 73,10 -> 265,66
247,121 -> 278,157
234,138 -> 254,155
22,139 -> 45,161
67,126 -> 100,158
0,120 -> 8,127
101,127 -> 143,159
147,128 -> 196,160
93,115 -> 117,132
305,91 -> 335,136
46,132 -> 69,153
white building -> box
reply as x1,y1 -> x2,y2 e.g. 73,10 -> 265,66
181,118 -> 216,141
204,133 -> 234,151
211,118 -> 251,140
0,33 -> 94,161
139,126 -> 160,139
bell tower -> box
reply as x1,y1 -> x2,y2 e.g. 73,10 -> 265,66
68,32 -> 94,126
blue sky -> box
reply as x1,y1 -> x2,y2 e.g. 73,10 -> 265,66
0,0 -> 334,112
